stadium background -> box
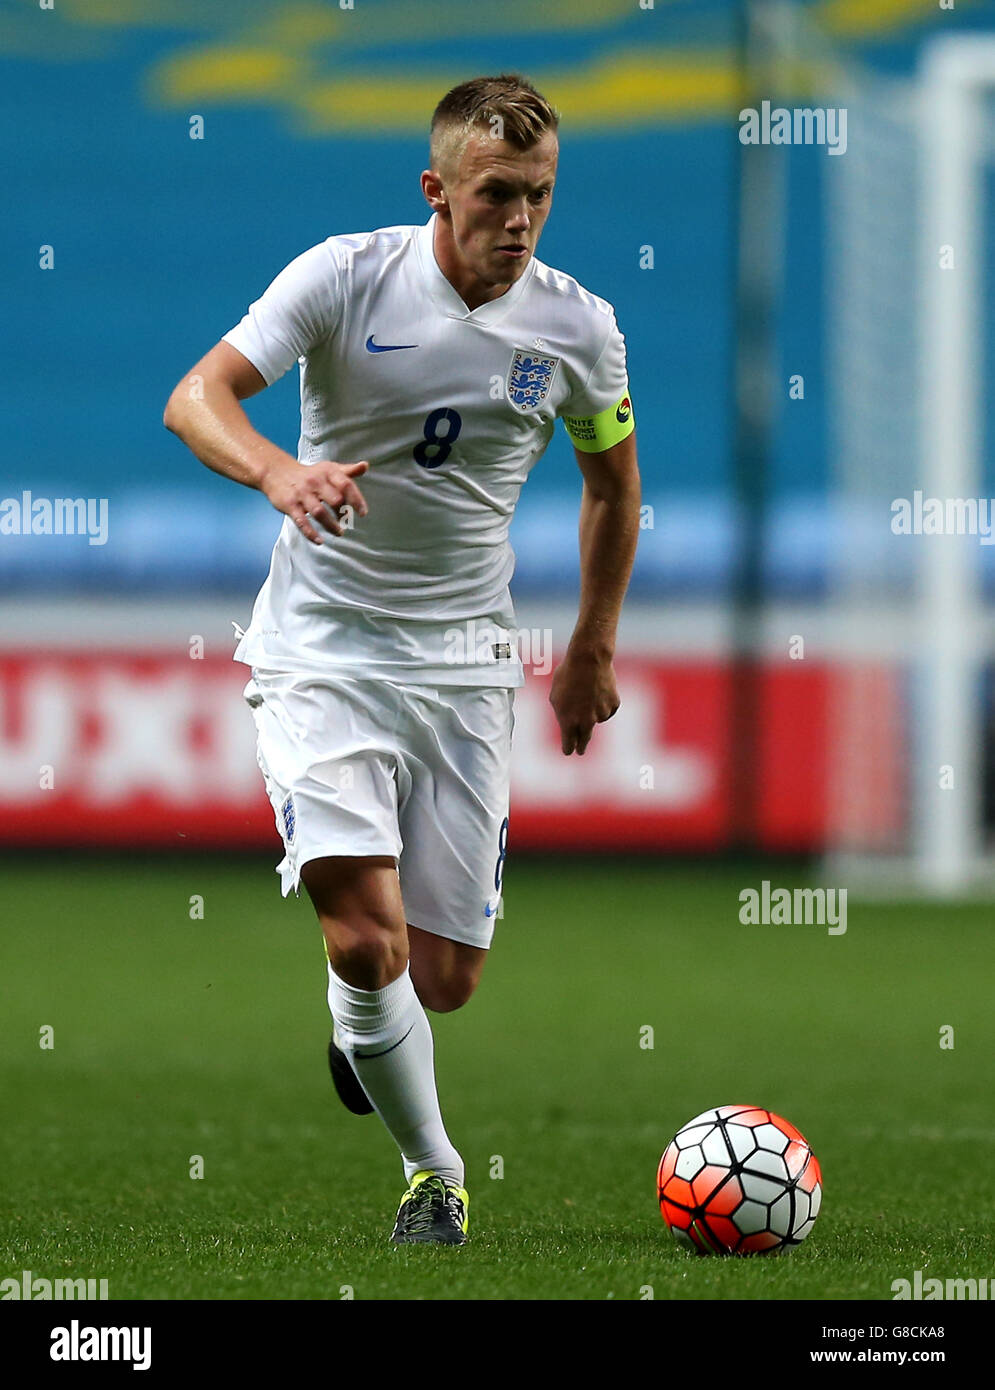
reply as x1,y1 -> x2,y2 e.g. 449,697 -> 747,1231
4,0 -> 995,1309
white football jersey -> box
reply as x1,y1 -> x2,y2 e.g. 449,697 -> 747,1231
224,213 -> 631,686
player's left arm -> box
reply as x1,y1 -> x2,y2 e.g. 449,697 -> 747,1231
549,428 -> 641,756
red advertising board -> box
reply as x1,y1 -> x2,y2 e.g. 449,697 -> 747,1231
0,650 -> 838,851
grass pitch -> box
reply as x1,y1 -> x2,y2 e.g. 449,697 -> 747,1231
2,855 -> 993,1301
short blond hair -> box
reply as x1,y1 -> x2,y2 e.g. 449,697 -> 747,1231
430,73 -> 559,182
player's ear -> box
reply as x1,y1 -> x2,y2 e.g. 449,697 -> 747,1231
421,168 -> 449,215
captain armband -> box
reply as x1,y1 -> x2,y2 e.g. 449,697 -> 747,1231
561,391 -> 635,453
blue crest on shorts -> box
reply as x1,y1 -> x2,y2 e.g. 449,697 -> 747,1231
506,349 -> 559,413
281,793 -> 296,844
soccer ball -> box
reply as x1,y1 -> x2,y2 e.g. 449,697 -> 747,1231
657,1104 -> 822,1254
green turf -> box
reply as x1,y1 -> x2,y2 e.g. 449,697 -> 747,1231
1,856 -> 992,1300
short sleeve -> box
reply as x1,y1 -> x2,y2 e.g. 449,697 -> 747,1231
222,241 -> 342,386
558,310 -> 629,420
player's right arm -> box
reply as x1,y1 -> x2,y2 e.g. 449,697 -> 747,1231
163,341 -> 368,545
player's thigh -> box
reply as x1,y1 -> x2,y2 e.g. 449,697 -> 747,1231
399,685 -> 514,958
302,855 -> 408,990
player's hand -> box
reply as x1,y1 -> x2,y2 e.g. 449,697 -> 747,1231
260,457 -> 370,544
548,646 -> 620,755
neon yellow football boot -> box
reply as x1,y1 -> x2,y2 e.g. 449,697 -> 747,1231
390,1170 -> 469,1245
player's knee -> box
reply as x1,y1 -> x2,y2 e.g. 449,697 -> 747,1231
324,917 -> 406,991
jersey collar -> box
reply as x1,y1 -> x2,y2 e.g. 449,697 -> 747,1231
414,213 -> 536,325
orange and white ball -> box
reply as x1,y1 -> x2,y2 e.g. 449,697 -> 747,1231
658,1105 -> 822,1254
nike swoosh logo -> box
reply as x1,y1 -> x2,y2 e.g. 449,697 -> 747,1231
366,335 -> 418,353
353,1023 -> 415,1060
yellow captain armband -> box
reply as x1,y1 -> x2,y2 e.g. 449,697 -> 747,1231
562,391 -> 634,453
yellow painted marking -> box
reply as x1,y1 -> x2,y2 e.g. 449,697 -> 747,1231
816,0 -> 978,41
151,46 -> 300,103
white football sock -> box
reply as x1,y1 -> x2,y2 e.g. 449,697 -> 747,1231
326,961 -> 464,1186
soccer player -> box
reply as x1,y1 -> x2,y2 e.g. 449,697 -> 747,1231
164,73 -> 640,1245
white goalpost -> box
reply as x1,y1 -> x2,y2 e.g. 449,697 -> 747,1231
823,32 -> 995,896
915,36 -> 994,893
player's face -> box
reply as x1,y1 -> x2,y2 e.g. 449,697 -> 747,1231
433,132 -> 558,303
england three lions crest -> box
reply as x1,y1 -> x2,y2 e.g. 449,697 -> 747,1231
506,349 -> 559,414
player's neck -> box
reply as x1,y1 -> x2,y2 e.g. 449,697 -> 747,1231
432,221 -> 511,313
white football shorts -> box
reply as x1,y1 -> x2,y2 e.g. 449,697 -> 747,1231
243,668 -> 514,949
